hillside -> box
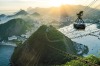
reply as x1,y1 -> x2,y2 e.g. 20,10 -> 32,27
64,55 -> 100,66
0,18 -> 32,41
11,25 -> 88,66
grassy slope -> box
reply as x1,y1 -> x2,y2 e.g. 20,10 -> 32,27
64,55 -> 100,66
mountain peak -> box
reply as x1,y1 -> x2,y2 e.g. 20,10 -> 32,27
31,12 -> 40,16
15,9 -> 28,15
11,25 -> 88,66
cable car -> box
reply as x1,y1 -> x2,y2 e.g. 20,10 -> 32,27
74,22 -> 86,30
74,11 -> 86,30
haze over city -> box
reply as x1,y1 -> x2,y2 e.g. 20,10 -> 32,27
0,0 -> 100,10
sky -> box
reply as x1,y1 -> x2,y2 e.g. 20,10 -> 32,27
0,0 -> 100,11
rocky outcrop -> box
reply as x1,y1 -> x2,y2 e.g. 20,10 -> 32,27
11,25 -> 88,66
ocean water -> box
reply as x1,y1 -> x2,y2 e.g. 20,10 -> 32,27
0,45 -> 15,66
59,23 -> 100,57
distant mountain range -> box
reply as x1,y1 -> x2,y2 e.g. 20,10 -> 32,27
0,9 -> 41,19
0,5 -> 100,21
7,10 -> 28,17
27,5 -> 100,20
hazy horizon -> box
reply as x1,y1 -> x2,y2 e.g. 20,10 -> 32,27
0,0 -> 100,11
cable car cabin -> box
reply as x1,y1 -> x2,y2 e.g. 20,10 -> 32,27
74,23 -> 86,30
74,11 -> 86,30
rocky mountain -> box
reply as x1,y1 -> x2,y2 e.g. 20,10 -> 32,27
15,10 -> 28,16
11,25 -> 88,66
7,10 -> 28,18
0,18 -> 32,41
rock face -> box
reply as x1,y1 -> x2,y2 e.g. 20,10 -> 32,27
11,25 -> 88,66
0,18 -> 32,41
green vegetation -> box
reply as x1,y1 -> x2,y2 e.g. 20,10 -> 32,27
64,55 -> 100,66
0,18 -> 33,41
